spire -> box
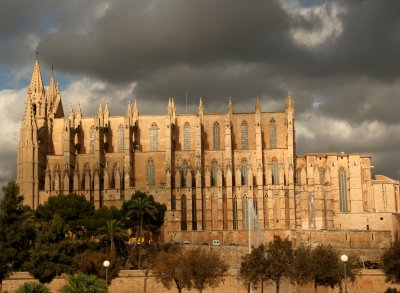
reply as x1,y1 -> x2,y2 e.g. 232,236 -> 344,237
198,97 -> 204,122
76,102 -> 82,123
171,98 -> 176,121
133,99 -> 139,121
29,53 -> 45,96
127,101 -> 132,116
255,96 -> 261,113
47,67 -> 57,110
198,97 -> 204,114
104,101 -> 110,116
68,103 -> 74,120
227,97 -> 233,115
98,103 -> 103,116
167,97 -> 172,114
285,89 -> 295,110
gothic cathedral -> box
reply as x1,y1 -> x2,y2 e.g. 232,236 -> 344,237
17,56 -> 400,249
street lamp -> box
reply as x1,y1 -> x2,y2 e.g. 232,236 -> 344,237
103,260 -> 110,285
340,254 -> 348,293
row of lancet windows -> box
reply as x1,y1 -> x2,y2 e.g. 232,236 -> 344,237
295,167 -> 349,213
174,194 -> 256,231
88,127 -> 125,154
87,119 -> 278,154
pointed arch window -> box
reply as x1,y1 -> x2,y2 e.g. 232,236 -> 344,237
211,160 -> 218,187
171,194 -> 177,211
213,121 -> 220,150
233,196 -> 238,230
89,128 -> 95,154
242,196 -> 249,229
181,160 -> 188,187
146,159 -> 155,186
241,159 -> 248,186
117,126 -> 124,153
339,168 -> 348,212
180,169 -> 186,188
181,194 -> 187,230
150,123 -> 158,152
295,168 -> 301,185
241,121 -> 249,150
272,159 -> 279,185
184,122 -> 190,150
269,119 -> 277,149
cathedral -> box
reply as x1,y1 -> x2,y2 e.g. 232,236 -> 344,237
17,56 -> 400,250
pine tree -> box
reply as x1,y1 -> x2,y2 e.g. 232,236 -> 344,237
0,181 -> 35,287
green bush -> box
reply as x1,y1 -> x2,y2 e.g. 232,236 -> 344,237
15,282 -> 49,293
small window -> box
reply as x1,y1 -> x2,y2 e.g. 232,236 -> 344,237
242,197 -> 249,229
241,159 -> 248,186
339,168 -> 348,212
89,128 -> 95,154
272,159 -> 279,185
184,122 -> 190,150
241,121 -> 249,150
117,127 -> 124,153
233,196 -> 238,230
150,123 -> 158,152
269,119 -> 277,149
213,122 -> 220,150
181,194 -> 187,230
146,159 -> 155,186
211,160 -> 218,187
295,168 -> 301,185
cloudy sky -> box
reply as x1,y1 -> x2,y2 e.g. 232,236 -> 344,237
0,0 -> 399,190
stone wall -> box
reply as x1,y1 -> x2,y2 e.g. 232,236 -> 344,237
3,269 -> 400,293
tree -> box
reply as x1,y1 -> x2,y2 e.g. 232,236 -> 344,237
16,282 -> 49,293
61,273 -> 107,293
187,248 -> 229,293
0,181 -> 35,288
98,219 -> 127,255
310,245 -> 341,292
74,250 -> 122,282
35,193 -> 94,237
28,215 -> 78,283
122,192 -> 166,235
292,245 -> 359,293
239,244 -> 268,292
125,193 -> 160,269
383,241 -> 400,283
152,247 -> 192,293
265,236 -> 294,293
291,245 -> 313,286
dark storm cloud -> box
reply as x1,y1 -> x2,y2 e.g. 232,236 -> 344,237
0,0 -> 399,180
39,0 -> 312,83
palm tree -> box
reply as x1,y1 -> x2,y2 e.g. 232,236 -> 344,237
126,196 -> 158,269
16,282 -> 49,293
99,219 -> 127,254
61,273 -> 107,293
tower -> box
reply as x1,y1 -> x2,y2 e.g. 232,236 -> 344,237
17,55 -> 64,208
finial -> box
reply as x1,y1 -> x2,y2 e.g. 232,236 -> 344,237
98,103 -> 103,116
105,101 -> 110,113
227,97 -> 233,114
127,101 -> 132,116
255,96 -> 261,112
198,97 -> 204,113
285,89 -> 295,110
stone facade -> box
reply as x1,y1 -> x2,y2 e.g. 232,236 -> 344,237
17,56 -> 400,250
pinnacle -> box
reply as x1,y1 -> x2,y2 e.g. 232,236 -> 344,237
29,54 -> 45,95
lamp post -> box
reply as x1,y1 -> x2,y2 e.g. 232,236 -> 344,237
340,254 -> 348,293
103,260 -> 110,285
